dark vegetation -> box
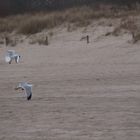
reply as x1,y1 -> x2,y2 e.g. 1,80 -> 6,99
0,5 -> 138,35
0,0 -> 140,16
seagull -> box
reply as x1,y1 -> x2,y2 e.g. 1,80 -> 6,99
5,50 -> 20,64
15,82 -> 33,100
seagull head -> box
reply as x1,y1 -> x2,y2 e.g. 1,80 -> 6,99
15,82 -> 24,91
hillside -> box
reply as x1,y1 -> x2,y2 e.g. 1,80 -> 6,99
0,3 -> 140,45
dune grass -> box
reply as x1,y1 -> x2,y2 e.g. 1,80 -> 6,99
0,5 -> 140,35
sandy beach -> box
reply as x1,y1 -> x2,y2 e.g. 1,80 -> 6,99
0,24 -> 140,140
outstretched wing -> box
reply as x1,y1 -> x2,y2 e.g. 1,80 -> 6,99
7,50 -> 15,56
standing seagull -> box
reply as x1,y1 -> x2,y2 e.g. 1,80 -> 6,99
5,50 -> 20,64
15,82 -> 33,100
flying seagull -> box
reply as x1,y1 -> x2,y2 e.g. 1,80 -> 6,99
5,50 -> 20,64
15,82 -> 33,100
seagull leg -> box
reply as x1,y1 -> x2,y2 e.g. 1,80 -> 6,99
9,60 -> 12,64
15,57 -> 17,63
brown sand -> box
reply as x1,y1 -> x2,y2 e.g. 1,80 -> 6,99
0,27 -> 140,140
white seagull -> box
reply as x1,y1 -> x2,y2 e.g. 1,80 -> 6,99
15,82 -> 33,100
5,50 -> 20,64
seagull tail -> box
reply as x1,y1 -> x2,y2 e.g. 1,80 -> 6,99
27,94 -> 32,100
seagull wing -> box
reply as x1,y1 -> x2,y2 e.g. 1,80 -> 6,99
5,50 -> 15,63
15,55 -> 20,63
7,50 -> 15,56
5,55 -> 11,63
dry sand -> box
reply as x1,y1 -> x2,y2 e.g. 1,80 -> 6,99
0,25 -> 140,140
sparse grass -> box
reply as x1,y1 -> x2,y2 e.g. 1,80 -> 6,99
131,32 -> 140,43
104,17 -> 140,43
48,31 -> 54,37
37,36 -> 49,45
120,19 -> 137,31
0,14 -> 30,33
29,34 -> 49,45
105,18 -> 136,35
0,5 -> 140,35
